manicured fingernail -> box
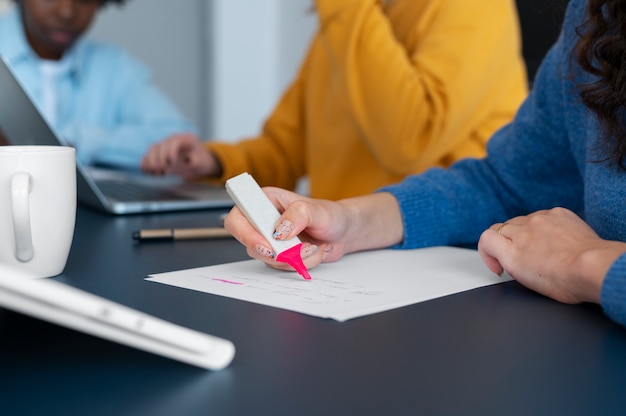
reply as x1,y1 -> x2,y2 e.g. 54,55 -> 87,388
273,220 -> 294,240
256,244 -> 275,258
322,245 -> 334,260
301,245 -> 318,259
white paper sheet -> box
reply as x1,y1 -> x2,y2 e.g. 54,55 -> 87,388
146,246 -> 512,321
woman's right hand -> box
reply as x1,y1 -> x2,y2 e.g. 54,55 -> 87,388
224,187 -> 350,271
224,188 -> 404,272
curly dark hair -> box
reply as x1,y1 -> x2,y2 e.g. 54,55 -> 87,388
575,0 -> 626,167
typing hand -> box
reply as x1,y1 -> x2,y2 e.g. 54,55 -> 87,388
141,133 -> 220,179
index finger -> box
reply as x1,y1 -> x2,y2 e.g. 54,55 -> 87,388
223,205 -> 268,253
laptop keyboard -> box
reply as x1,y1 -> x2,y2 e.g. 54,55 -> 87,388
97,180 -> 188,202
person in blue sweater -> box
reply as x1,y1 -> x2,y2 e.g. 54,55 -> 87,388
223,0 -> 626,328
0,0 -> 197,168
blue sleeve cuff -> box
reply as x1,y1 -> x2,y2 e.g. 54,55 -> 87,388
600,253 -> 626,327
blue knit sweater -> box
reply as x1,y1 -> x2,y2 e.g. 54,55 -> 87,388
381,0 -> 626,327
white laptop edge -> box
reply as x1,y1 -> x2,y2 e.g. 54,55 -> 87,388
0,266 -> 235,370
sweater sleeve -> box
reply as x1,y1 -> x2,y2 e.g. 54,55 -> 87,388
379,0 -> 584,249
601,255 -> 626,327
315,0 -> 527,174
207,0 -> 526,191
205,57 -> 309,191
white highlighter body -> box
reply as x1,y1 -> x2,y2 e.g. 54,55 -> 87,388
225,172 -> 311,280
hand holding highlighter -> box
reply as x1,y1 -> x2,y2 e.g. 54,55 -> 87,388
225,172 -> 312,280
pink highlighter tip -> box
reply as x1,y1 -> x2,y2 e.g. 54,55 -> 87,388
275,243 -> 312,280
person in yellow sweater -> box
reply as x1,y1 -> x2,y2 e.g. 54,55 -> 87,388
141,0 -> 527,200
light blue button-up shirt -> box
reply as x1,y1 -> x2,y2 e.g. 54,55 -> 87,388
0,7 -> 198,169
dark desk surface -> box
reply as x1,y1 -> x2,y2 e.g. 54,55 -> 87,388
1,206 -> 625,416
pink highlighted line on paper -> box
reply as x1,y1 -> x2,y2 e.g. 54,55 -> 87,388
212,278 -> 243,285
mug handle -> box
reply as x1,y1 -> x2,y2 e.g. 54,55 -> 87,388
11,172 -> 34,262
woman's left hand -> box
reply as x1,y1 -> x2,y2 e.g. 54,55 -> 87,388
478,207 -> 626,305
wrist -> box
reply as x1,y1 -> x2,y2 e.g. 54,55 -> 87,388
574,242 -> 626,304
203,151 -> 223,177
340,192 -> 403,254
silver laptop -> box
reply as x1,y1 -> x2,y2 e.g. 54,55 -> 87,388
0,56 -> 233,214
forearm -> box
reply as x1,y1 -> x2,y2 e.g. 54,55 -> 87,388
315,0 -> 433,173
315,0 -> 525,174
340,192 -> 404,254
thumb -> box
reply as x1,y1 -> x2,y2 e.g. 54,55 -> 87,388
477,228 -> 507,275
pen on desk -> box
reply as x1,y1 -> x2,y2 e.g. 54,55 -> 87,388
132,227 -> 232,241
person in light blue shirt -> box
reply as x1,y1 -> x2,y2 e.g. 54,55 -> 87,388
0,0 -> 197,169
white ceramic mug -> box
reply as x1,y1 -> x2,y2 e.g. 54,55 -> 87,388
0,146 -> 76,278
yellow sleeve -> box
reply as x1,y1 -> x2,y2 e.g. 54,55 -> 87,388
205,55 -> 311,190
315,0 -> 527,174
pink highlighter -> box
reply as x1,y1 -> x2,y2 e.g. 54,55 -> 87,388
225,173 -> 311,280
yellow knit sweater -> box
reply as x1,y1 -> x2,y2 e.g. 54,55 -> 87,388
206,0 -> 527,200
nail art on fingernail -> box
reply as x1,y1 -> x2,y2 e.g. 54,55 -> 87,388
256,244 -> 275,258
322,245 -> 334,260
301,245 -> 318,259
273,220 -> 294,240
